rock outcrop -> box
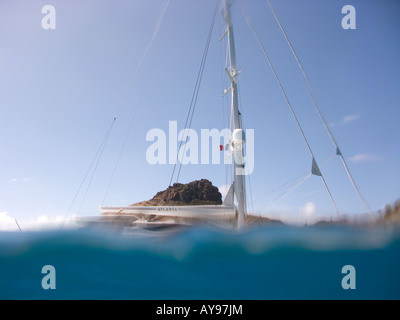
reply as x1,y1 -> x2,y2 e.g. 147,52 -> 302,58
379,198 -> 400,226
131,179 -> 222,206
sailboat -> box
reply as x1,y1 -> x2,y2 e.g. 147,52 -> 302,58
82,0 -> 373,232
98,1 -> 250,230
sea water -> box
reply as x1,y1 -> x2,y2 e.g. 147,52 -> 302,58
0,225 -> 399,300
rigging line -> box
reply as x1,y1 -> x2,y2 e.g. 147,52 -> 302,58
110,0 -> 171,121
253,170 -> 309,202
243,13 -> 339,216
273,173 -> 312,204
266,0 -> 335,147
168,1 -> 218,186
127,0 -> 171,92
102,49 -> 160,206
321,152 -> 337,167
266,0 -> 371,214
176,2 -> 218,183
15,219 -> 22,232
77,117 -> 117,215
219,19 -> 227,131
102,1 -> 172,206
252,151 -> 334,204
68,117 -> 116,214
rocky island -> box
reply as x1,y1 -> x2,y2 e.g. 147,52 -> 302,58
98,179 -> 280,228
131,179 -> 223,207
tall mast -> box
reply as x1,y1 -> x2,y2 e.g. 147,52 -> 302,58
223,0 -> 247,227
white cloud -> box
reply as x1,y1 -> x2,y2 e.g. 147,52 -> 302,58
0,212 -> 20,231
264,202 -> 318,225
24,215 -> 74,230
301,201 -> 316,218
342,114 -> 360,124
348,153 -> 382,163
0,212 -> 76,231
9,177 -> 32,183
330,114 -> 360,128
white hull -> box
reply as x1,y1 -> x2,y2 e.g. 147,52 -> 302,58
100,205 -> 236,220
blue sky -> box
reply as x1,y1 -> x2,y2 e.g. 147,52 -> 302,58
0,0 -> 399,226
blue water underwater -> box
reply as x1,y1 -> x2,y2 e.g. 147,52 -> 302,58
1,225 -> 399,300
